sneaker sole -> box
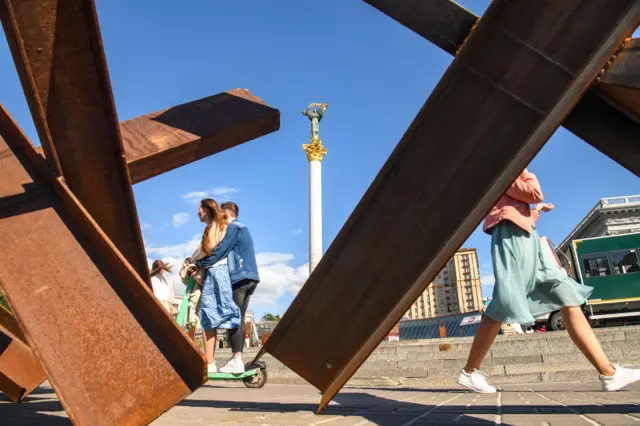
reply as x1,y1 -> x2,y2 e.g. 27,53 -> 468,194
457,379 -> 497,394
602,374 -> 640,392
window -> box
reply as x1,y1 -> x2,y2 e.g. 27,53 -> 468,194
610,249 -> 640,275
582,253 -> 612,277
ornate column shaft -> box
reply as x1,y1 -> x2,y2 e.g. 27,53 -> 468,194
302,103 -> 328,274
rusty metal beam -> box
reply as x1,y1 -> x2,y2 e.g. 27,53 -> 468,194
363,0 -> 640,176
121,89 -> 280,184
30,89 -> 280,184
0,0 -> 151,286
364,0 -> 477,56
596,84 -> 640,121
0,306 -> 46,402
0,87 -> 278,401
0,104 -> 206,424
259,0 -> 640,411
0,305 -> 25,343
596,37 -> 640,124
564,90 -> 640,171
599,38 -> 640,88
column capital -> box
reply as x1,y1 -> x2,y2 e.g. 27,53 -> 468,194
303,138 -> 327,162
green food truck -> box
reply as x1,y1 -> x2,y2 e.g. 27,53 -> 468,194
542,233 -> 640,331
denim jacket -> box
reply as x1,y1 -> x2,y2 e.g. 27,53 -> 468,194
195,220 -> 260,285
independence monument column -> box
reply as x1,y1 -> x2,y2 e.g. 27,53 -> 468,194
302,102 -> 328,274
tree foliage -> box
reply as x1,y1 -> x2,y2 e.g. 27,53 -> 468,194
262,313 -> 281,322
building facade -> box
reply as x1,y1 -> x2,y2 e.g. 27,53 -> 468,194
405,248 -> 483,320
557,195 -> 640,278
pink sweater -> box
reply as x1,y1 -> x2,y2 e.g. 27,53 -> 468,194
483,169 -> 544,234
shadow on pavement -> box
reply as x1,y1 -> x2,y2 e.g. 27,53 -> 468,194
0,393 -> 70,425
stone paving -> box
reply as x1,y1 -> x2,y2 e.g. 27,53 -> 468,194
2,382 -> 640,425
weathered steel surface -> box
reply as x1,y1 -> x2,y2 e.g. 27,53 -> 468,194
0,306 -> 46,402
598,84 -> 640,121
0,305 -> 25,343
364,0 -> 477,56
122,89 -> 280,183
259,0 -> 640,411
599,38 -> 640,88
563,91 -> 640,176
363,0 -> 640,177
0,0 -> 151,286
0,105 -> 207,424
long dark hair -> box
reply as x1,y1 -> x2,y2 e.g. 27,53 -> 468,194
200,198 -> 227,254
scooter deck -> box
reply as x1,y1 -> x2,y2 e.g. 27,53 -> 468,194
208,368 -> 260,380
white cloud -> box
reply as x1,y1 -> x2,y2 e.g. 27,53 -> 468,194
171,212 -> 191,227
146,234 -> 201,260
211,186 -> 239,197
141,223 -> 152,231
293,228 -> 303,234
182,187 -> 239,204
480,274 -> 495,286
253,259 -> 309,308
256,252 -> 295,266
181,191 -> 210,204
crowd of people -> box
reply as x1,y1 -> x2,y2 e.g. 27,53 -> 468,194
148,170 -> 640,393
151,200 -> 258,375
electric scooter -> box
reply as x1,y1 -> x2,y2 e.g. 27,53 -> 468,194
176,277 -> 268,389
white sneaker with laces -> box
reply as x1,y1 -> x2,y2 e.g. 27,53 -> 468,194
600,364 -> 640,391
207,362 -> 217,374
457,369 -> 497,393
219,357 -> 245,374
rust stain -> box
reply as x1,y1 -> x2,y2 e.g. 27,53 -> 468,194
439,344 -> 453,352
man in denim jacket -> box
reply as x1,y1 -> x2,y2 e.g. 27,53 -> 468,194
195,202 -> 259,373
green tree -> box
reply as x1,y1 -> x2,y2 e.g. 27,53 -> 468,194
262,313 -> 281,322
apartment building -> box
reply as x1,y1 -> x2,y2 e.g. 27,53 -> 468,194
406,248 -> 483,320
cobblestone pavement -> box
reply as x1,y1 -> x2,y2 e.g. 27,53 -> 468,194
2,382 -> 640,425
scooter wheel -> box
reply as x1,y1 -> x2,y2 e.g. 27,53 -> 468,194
243,362 -> 268,389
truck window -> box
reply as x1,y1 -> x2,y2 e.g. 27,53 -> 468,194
609,249 -> 640,275
582,253 -> 612,277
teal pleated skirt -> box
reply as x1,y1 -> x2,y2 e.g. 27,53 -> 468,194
484,220 -> 593,325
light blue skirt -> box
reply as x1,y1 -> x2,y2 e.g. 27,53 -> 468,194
198,264 -> 240,331
485,221 -> 593,325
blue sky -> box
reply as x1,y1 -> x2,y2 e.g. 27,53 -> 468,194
1,1 -> 638,320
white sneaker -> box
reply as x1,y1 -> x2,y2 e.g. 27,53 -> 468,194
457,369 -> 497,393
207,363 -> 217,374
600,364 -> 640,391
219,357 -> 245,374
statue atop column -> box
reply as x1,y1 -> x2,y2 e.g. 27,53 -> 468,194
302,102 -> 328,162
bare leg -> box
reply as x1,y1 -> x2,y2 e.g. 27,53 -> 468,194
204,328 -> 218,364
562,306 -> 614,376
464,315 -> 503,373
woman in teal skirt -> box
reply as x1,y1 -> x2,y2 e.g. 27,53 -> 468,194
457,169 -> 640,393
